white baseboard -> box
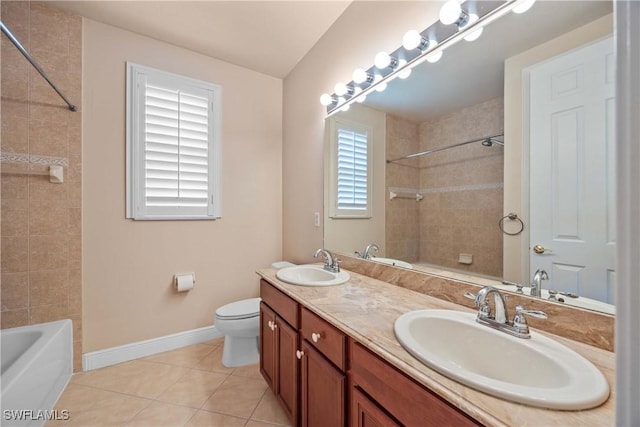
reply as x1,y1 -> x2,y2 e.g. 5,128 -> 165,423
82,325 -> 223,371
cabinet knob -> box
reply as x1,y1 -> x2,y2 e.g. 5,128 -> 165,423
311,332 -> 322,343
267,320 -> 273,330
296,350 -> 304,360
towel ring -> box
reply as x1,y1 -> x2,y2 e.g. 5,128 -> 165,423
499,213 -> 524,236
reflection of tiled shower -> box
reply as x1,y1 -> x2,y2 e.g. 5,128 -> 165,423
385,98 -> 504,277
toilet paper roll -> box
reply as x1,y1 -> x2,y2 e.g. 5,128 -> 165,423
175,273 -> 195,292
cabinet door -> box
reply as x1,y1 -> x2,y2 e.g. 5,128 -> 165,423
300,340 -> 346,427
276,316 -> 299,424
259,302 -> 276,389
351,387 -> 400,427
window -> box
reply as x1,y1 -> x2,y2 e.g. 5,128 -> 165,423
328,118 -> 372,218
126,63 -> 221,220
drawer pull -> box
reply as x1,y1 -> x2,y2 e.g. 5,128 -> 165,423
311,332 -> 322,343
296,350 -> 304,360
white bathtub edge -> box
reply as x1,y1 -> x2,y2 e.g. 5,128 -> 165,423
82,325 -> 222,371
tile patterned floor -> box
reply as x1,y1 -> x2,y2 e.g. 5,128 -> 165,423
47,339 -> 291,427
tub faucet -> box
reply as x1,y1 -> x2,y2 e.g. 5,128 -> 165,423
530,269 -> 549,297
314,248 -> 341,273
361,243 -> 379,260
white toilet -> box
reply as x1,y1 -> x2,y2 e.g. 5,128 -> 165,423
215,297 -> 261,367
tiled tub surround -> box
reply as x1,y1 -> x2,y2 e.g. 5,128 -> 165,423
385,98 -> 504,277
1,1 -> 83,371
339,254 -> 614,352
257,267 -> 614,426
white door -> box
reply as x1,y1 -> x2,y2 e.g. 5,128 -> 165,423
529,36 -> 615,303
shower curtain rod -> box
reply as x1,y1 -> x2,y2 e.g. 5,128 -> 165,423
1,21 -> 77,112
386,132 -> 504,164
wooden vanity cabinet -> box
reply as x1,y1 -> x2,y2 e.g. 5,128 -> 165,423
260,278 -> 482,427
299,307 -> 347,427
348,341 -> 482,427
260,280 -> 300,424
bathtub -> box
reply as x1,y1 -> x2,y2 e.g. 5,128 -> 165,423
1,320 -> 73,426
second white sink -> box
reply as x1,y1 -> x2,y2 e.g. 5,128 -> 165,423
276,265 -> 350,287
394,309 -> 609,410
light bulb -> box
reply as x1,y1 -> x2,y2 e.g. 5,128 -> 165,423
463,14 -> 483,42
319,93 -> 334,106
439,0 -> 462,25
334,83 -> 348,96
352,68 -> 369,84
513,0 -> 535,14
373,75 -> 387,92
397,59 -> 411,79
374,51 -> 392,69
337,96 -> 346,106
356,94 -> 367,103
426,50 -> 443,63
340,104 -> 350,112
402,30 -> 423,51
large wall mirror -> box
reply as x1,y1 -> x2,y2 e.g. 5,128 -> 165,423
324,0 -> 615,314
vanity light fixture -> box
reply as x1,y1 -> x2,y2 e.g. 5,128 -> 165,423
374,51 -> 399,70
321,0 -> 537,116
402,30 -> 430,51
462,14 -> 483,41
320,93 -> 336,106
352,68 -> 374,84
334,82 -> 353,97
397,60 -> 412,79
439,0 -> 468,26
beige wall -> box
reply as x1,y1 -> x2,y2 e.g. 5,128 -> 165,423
82,19 -> 282,351
503,14 -> 613,284
1,1 -> 83,371
283,1 -> 440,263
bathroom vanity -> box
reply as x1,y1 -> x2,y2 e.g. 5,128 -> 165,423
257,267 -> 614,427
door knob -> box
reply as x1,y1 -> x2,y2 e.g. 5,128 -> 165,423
533,245 -> 552,254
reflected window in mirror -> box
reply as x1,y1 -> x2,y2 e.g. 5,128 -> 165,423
328,118 -> 372,218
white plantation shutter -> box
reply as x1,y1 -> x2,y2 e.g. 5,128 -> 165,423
127,63 -> 221,220
330,119 -> 372,218
337,128 -> 368,210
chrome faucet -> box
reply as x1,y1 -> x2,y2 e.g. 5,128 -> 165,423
314,248 -> 341,273
360,243 -> 379,260
530,269 -> 549,297
465,286 -> 547,339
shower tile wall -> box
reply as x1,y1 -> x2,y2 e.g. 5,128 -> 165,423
385,98 -> 503,277
385,115 -> 420,262
1,1 -> 83,371
419,98 -> 504,277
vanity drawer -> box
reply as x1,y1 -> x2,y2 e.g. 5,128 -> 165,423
301,307 -> 346,371
349,341 -> 481,427
260,279 -> 299,328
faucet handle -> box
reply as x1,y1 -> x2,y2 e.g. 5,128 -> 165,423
512,305 -> 547,337
515,306 -> 547,319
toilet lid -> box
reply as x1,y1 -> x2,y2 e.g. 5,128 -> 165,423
216,297 -> 261,320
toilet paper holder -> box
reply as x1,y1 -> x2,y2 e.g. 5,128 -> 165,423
174,273 -> 195,292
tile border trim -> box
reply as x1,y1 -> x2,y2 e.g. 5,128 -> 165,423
1,152 -> 69,167
82,325 -> 222,371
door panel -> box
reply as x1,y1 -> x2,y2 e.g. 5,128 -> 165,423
529,36 -> 615,303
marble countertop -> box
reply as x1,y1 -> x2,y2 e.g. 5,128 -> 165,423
257,267 -> 615,427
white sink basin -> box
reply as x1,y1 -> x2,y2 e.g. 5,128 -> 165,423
394,310 -> 609,410
370,257 -> 413,269
276,265 -> 350,286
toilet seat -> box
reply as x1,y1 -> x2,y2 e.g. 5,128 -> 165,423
215,297 -> 261,320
